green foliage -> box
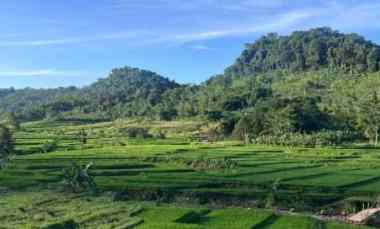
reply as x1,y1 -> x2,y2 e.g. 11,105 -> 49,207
41,140 -> 59,153
266,179 -> 281,209
77,129 -> 88,146
0,112 -> 20,130
187,156 -> 238,171
356,91 -> 380,146
120,127 -> 152,139
0,125 -> 13,168
1,28 -> 380,148
225,27 -> 380,78
62,162 -> 97,194
233,114 -> 253,144
206,110 -> 223,121
254,131 -> 359,147
154,131 -> 166,140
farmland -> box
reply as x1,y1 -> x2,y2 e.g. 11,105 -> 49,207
0,120 -> 379,228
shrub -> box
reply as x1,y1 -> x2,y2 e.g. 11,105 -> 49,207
0,125 -> 13,168
206,110 -> 223,121
254,130 -> 360,147
62,162 -> 97,194
154,131 -> 166,139
187,156 -> 238,171
41,140 -> 59,153
120,127 -> 152,139
111,137 -> 126,146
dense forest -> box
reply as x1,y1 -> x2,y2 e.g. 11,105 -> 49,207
1,27 -> 380,146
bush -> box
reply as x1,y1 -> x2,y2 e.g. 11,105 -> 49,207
0,125 -> 13,168
187,156 -> 238,171
154,131 -> 166,139
111,137 -> 126,146
206,110 -> 223,121
120,127 -> 152,139
254,130 -> 360,147
41,140 -> 59,153
62,162 -> 97,194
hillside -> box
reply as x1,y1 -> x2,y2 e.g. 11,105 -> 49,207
224,27 -> 380,79
0,67 -> 179,121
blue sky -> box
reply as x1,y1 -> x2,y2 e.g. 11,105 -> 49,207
1,0 -> 380,88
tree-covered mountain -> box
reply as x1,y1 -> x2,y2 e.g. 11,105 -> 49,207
83,67 -> 179,118
223,27 -> 380,80
0,67 -> 178,121
1,27 -> 380,145
0,87 -> 80,120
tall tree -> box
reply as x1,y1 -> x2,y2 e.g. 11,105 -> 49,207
1,112 -> 20,130
357,91 -> 380,146
0,125 -> 13,168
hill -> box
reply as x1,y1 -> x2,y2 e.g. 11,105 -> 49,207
0,67 -> 179,121
224,27 -> 380,79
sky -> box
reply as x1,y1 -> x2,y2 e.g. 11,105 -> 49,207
1,0 -> 380,88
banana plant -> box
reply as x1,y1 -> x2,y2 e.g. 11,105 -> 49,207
62,161 -> 97,194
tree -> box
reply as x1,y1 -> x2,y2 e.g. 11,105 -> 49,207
266,107 -> 295,136
0,125 -> 13,168
357,91 -> 380,146
77,129 -> 88,149
233,113 -> 252,145
62,162 -> 97,194
287,97 -> 328,133
1,112 -> 20,130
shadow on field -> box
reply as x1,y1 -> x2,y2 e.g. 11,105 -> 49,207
251,214 -> 279,229
24,163 -> 155,171
339,175 -> 380,190
239,161 -> 297,168
175,209 -> 211,224
92,169 -> 194,177
229,165 -> 321,178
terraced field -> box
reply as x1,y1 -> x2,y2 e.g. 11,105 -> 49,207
0,191 -> 371,228
1,120 -> 380,228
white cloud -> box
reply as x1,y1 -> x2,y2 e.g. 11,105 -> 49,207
0,31 -> 152,47
0,9 -> 313,48
160,10 -> 316,43
2,1 -> 380,49
107,0 -> 286,11
0,69 -> 91,77
319,1 -> 380,30
191,45 -> 212,51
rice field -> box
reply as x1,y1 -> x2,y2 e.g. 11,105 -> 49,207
1,120 -> 380,228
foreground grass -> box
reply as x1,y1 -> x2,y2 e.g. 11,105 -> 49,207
0,191 -> 371,229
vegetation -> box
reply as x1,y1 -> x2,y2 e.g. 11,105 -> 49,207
0,125 -> 13,168
0,120 -> 378,227
224,27 -> 380,77
1,28 -> 380,146
40,140 -> 59,153
2,27 -> 380,228
62,162 -> 97,194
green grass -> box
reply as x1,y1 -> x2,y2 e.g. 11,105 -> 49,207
0,120 -> 379,228
0,191 -> 142,229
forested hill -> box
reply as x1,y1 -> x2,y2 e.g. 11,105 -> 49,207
223,27 -> 380,80
84,67 -> 179,117
0,67 -> 179,120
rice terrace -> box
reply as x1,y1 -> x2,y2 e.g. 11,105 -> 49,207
3,1 -> 380,228
0,119 -> 380,228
